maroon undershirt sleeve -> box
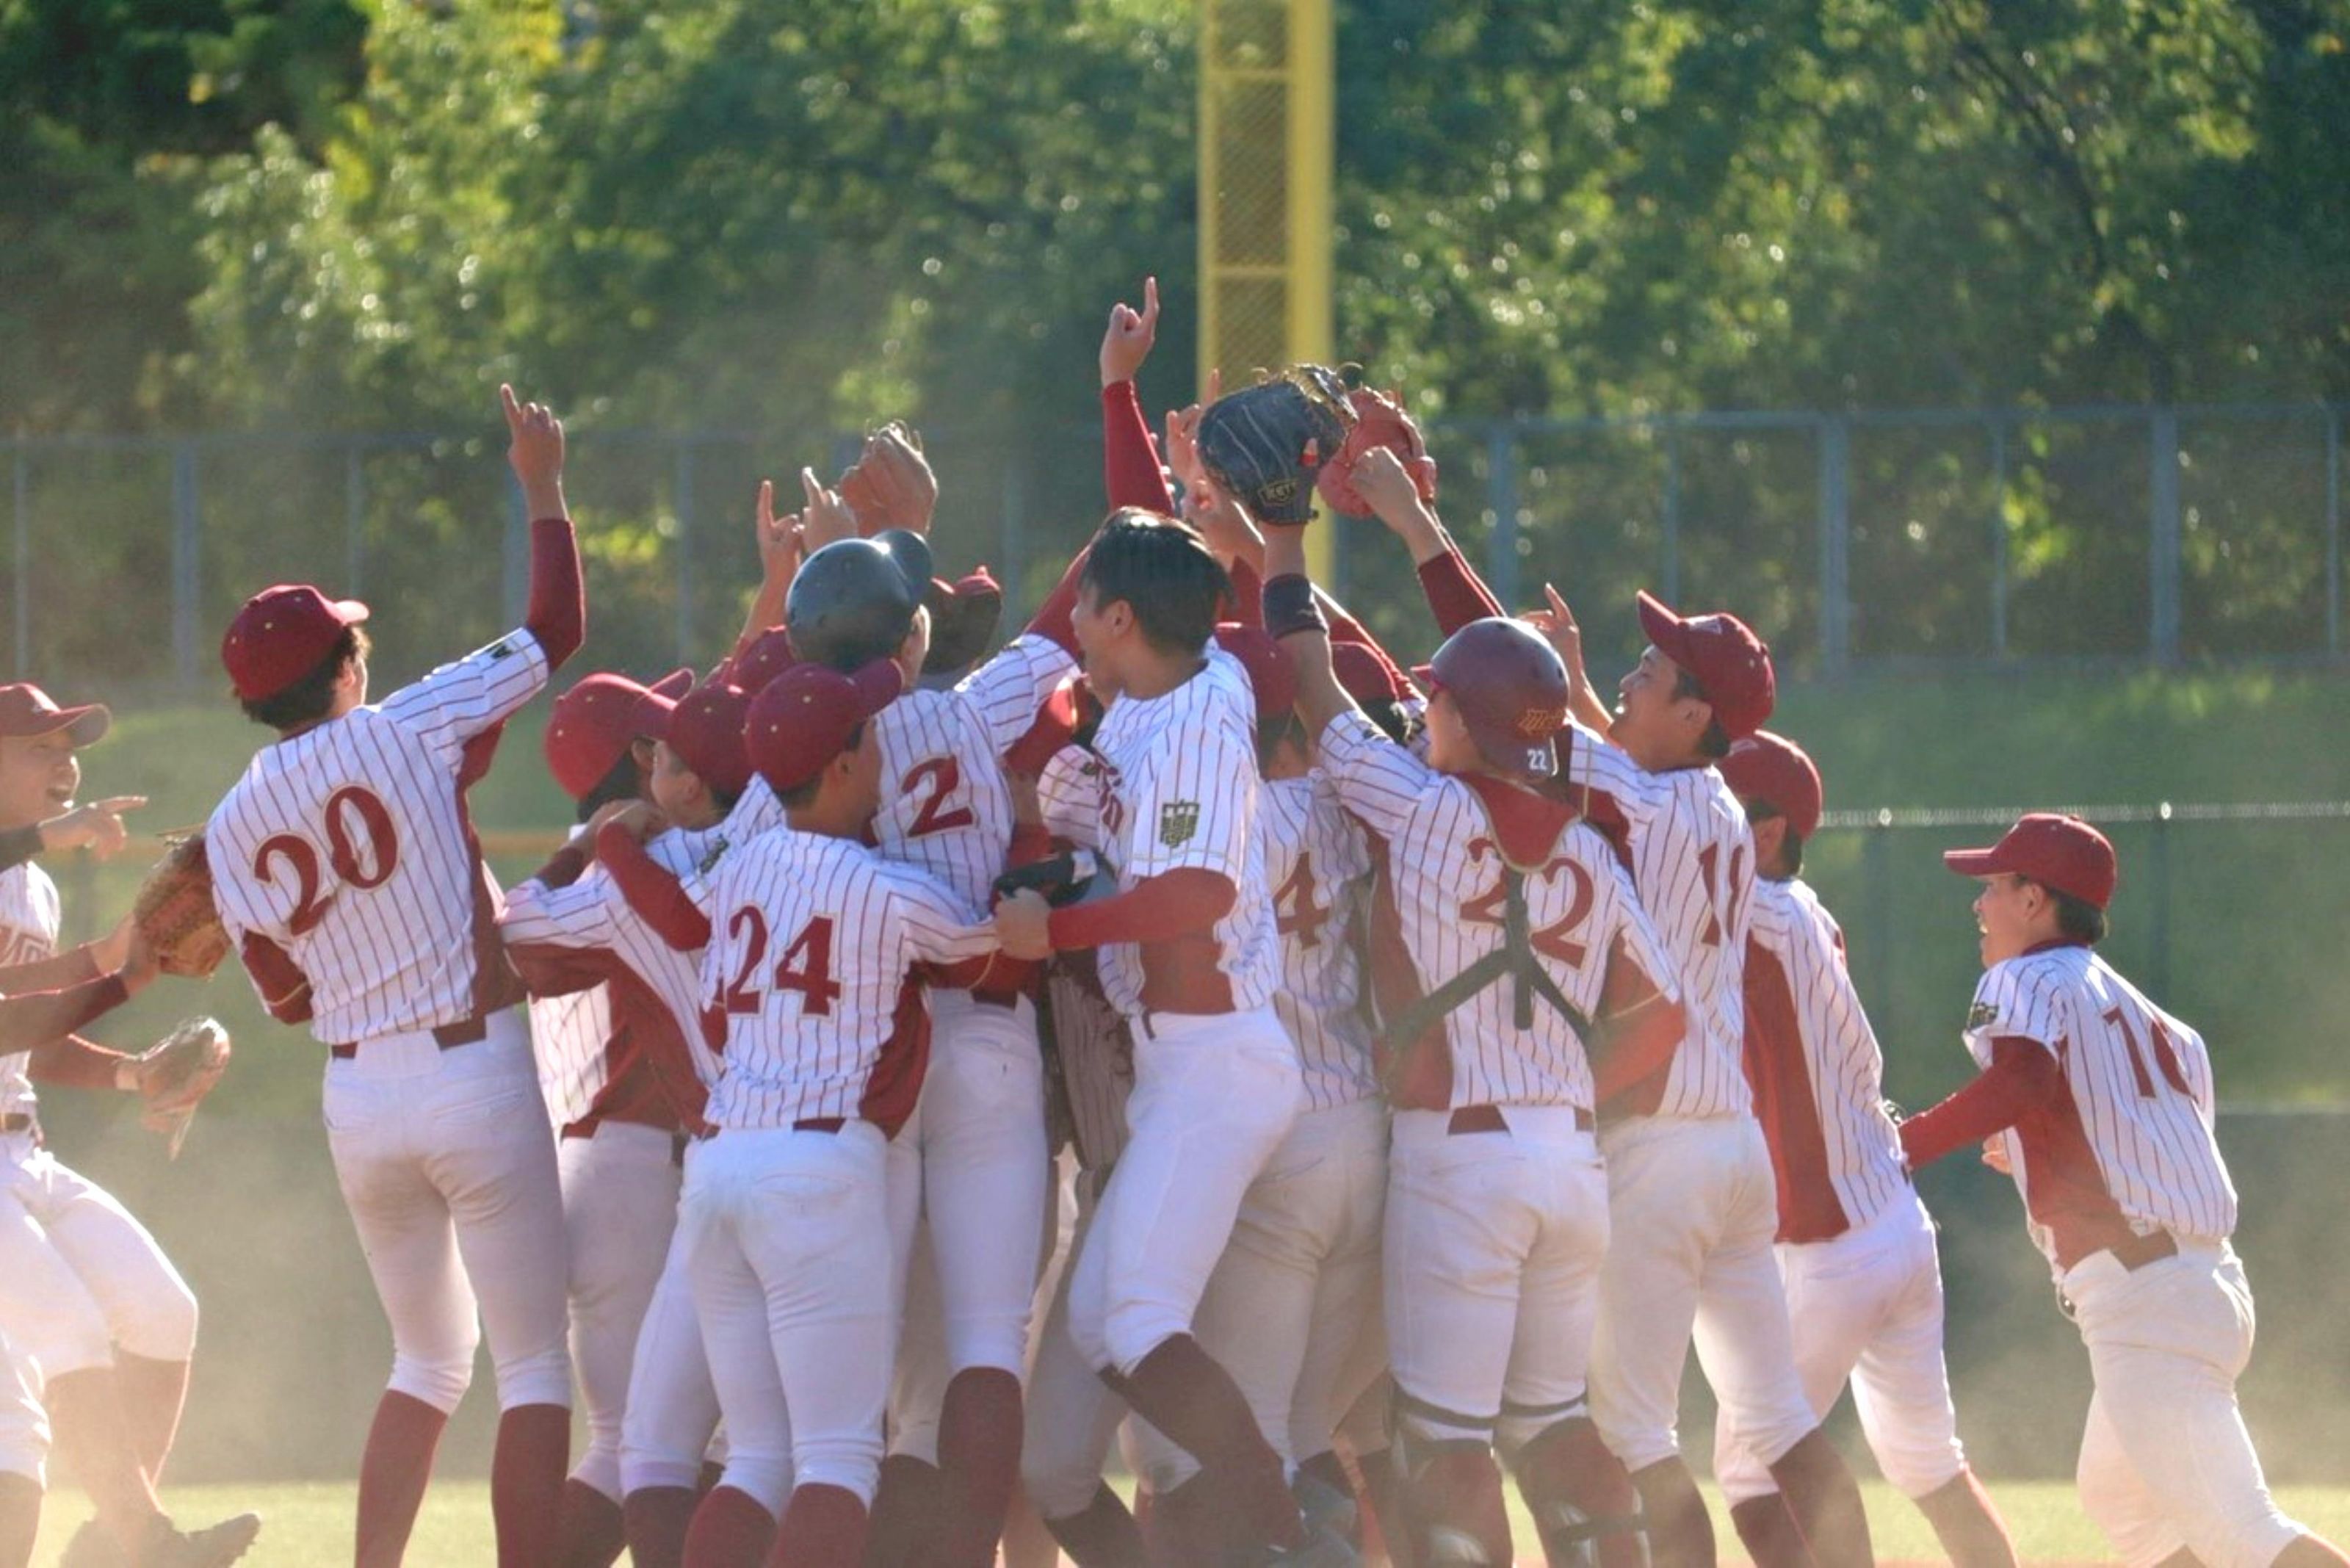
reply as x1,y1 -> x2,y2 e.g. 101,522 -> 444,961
0,973 -> 129,1056
27,1033 -> 126,1090
1417,547 -> 1507,638
0,944 -> 103,996
525,516 -> 585,671
597,825 -> 713,952
239,933 -> 314,1025
1046,868 -> 1236,950
1898,1036 -> 2060,1171
530,841 -> 593,892
1102,381 -> 1177,516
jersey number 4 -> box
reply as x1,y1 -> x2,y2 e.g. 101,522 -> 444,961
1273,853 -> 1329,950
722,908 -> 845,1017
252,785 -> 401,934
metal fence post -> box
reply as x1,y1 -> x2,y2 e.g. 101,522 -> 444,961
1864,809 -> 1894,1017
2148,803 -> 2173,1001
1661,424 -> 1682,605
1988,422 -> 2009,659
673,440 -> 698,667
1000,449 -> 1029,626
1486,424 -> 1521,610
171,441 -> 201,687
1818,415 -> 1851,673
2327,407 -> 2340,658
504,478 -> 528,629
344,443 -> 366,593
2150,408 -> 2182,666
12,445 -> 26,678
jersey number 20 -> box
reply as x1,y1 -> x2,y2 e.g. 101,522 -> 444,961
252,785 -> 401,934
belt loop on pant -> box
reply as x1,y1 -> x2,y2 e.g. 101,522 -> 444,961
329,1012 -> 490,1061
793,1117 -> 847,1135
2107,1229 -> 2179,1272
1447,1104 -> 1508,1135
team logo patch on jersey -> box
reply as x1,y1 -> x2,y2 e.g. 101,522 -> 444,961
1967,1001 -> 1998,1030
1158,801 -> 1201,848
485,637 -> 518,661
697,836 -> 730,876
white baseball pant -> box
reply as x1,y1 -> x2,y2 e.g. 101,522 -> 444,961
1067,1008 -> 1302,1376
618,1174 -> 725,1499
1714,1189 -> 1968,1503
1590,1113 -> 1816,1473
1020,1165 -> 1129,1521
558,1121 -> 683,1501
0,1135 -> 197,1381
682,1121 -> 894,1509
1129,1095 -> 1387,1491
0,1329 -> 44,1487
2064,1240 -> 2305,1568
322,1010 -> 572,1414
1383,1106 -> 1610,1458
885,1226 -> 949,1465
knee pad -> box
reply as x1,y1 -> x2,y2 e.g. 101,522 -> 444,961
492,1342 -> 574,1412
108,1275 -> 198,1363
1494,1392 -> 1588,1469
389,1350 -> 475,1415
1510,1417 -> 1649,1568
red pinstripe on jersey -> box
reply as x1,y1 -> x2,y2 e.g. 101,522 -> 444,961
1742,877 -> 1908,1243
1320,714 -> 1676,1112
209,630 -> 551,1044
0,864 -> 59,1121
1568,724 -> 1755,1119
698,828 -> 994,1133
1258,773 -> 1377,1111
1969,944 -> 2237,1272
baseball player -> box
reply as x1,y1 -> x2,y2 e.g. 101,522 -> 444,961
677,657 -> 999,1568
1366,456 -> 1873,1567
1903,813 -> 2348,1568
995,510 -> 1328,1564
206,386 -> 582,1567
0,684 -> 262,1567
1714,731 -> 2017,1567
501,668 -> 717,1567
1260,510 -> 1687,1568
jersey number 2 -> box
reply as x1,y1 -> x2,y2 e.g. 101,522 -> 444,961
905,757 -> 977,838
252,786 -> 400,934
723,908 -> 845,1017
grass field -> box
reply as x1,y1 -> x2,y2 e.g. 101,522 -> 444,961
29,1478 -> 2350,1566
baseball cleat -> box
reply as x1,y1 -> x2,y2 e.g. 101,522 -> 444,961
136,1511 -> 264,1567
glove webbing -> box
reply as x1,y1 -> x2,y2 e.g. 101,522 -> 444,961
1378,864 -> 1590,1053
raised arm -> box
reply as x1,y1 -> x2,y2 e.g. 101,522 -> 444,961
1260,510 -> 1365,742
1099,277 -> 1177,516
504,385 -> 585,671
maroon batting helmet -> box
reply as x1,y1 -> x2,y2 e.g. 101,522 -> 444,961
1426,617 -> 1570,779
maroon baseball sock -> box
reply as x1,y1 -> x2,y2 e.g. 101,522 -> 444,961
1765,1430 -> 1873,1568
1114,1334 -> 1302,1550
624,1486 -> 701,1568
112,1352 -> 190,1485
1914,1469 -> 2019,1568
1729,1495 -> 1812,1567
1041,1481 -> 1149,1568
936,1366 -> 1023,1568
767,1482 -> 869,1568
1513,1419 -> 1649,1568
491,1403 -> 571,1567
556,1476 -> 628,1567
1404,1446 -> 1513,1567
683,1485 -> 777,1568
0,1472 -> 39,1568
860,1454 -> 944,1567
355,1390 -> 448,1568
1629,1456 -> 1716,1568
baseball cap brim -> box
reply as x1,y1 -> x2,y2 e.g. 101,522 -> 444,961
649,666 -> 694,700
1941,845 -> 2016,879
47,704 -> 112,748
1635,590 -> 1699,674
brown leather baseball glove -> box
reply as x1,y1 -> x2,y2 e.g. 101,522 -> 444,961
836,421 -> 938,537
131,1016 -> 231,1158
1316,386 -> 1439,519
131,832 -> 232,979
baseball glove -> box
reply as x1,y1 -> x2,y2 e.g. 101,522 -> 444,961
991,848 -> 1104,909
131,832 -> 231,979
1316,387 -> 1439,519
1194,365 -> 1356,526
131,1016 -> 231,1158
922,568 -> 1005,676
836,422 -> 938,538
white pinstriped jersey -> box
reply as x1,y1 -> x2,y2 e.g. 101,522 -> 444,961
1044,956 -> 1132,1171
1566,724 -> 1754,1118
523,826 -> 612,1128
1743,877 -> 1907,1242
0,863 -> 60,1123
1258,773 -> 1377,1111
875,636 -> 1076,909
1967,944 -> 2236,1274
666,776 -> 784,897
1321,715 -> 1675,1111
1033,646 -> 1279,1016
209,629 -> 550,1044
505,825 -> 726,1120
698,828 -> 994,1131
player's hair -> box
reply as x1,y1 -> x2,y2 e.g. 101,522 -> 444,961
1079,509 -> 1231,657
1361,696 -> 1418,748
574,747 -> 644,822
2031,879 -> 2109,945
1671,667 -> 1732,759
776,722 -> 866,811
1743,800 -> 1804,876
241,626 -> 371,731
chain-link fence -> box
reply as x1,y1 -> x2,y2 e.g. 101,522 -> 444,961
9,401 -> 2343,693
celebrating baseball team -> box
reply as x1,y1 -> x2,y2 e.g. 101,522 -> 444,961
0,279 -> 2333,1568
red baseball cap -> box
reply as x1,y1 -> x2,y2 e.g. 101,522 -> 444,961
1718,730 -> 1823,841
634,679 -> 756,801
1943,813 -> 2118,911
1213,624 -> 1298,724
0,684 -> 109,746
728,626 -> 798,695
1635,590 -> 1774,740
543,668 -> 690,801
1331,642 -> 1411,707
222,585 -> 370,703
745,660 -> 903,795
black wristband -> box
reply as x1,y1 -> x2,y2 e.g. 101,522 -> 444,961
1262,574 -> 1326,640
